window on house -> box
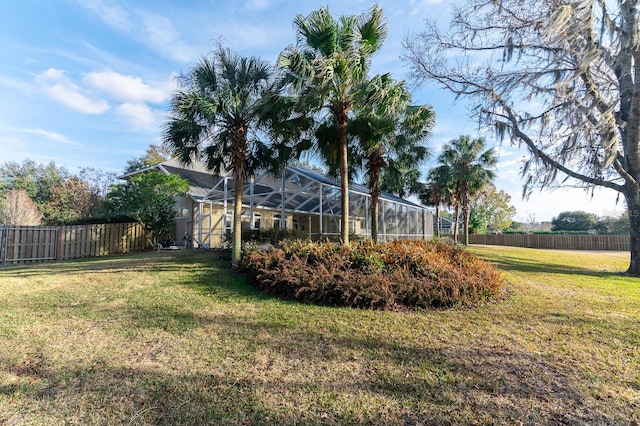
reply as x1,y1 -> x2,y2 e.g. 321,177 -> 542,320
273,213 -> 283,229
225,212 -> 232,231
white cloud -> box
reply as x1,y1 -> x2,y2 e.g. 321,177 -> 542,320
409,0 -> 445,15
139,12 -> 200,63
0,126 -> 87,166
41,68 -> 66,80
37,68 -> 110,115
83,70 -> 171,103
115,103 -> 161,130
75,0 -> 131,32
0,76 -> 34,93
33,67 -> 176,131
497,158 -> 523,169
20,128 -> 81,146
46,84 -> 111,115
74,0 -> 199,63
246,0 -> 272,10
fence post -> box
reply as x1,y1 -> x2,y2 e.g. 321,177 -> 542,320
56,227 -> 63,260
1,225 -> 7,266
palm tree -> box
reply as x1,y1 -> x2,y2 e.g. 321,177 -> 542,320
380,166 -> 422,200
420,166 -> 454,238
438,135 -> 497,245
378,104 -> 435,199
163,47 -> 277,265
352,74 -> 434,242
278,5 -> 388,245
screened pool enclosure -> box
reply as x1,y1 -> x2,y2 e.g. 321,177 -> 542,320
134,159 -> 434,248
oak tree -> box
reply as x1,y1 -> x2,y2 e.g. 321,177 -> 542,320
404,0 -> 640,274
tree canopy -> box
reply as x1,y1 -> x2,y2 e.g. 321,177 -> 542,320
103,172 -> 188,248
596,213 -> 630,234
420,165 -> 455,238
470,184 -> 517,234
0,189 -> 41,226
124,144 -> 172,174
0,160 -> 69,205
551,211 -> 599,232
0,160 -> 115,225
41,178 -> 100,225
328,73 -> 434,242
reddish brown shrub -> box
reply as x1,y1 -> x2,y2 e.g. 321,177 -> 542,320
240,240 -> 504,310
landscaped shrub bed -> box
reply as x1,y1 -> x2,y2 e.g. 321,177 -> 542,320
240,239 -> 504,310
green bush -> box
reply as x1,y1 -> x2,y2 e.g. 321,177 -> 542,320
242,228 -> 363,245
242,228 -> 308,245
241,239 -> 504,310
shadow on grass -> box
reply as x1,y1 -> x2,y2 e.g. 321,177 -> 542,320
1,249 -> 634,424
0,252 -> 170,277
0,250 -> 275,336
0,250 -> 227,278
1,250 -> 259,301
1,312 -> 624,425
210,313 -> 627,424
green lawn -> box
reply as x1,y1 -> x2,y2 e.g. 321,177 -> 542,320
0,246 -> 638,425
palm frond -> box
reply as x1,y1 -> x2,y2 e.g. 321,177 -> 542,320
356,4 -> 388,55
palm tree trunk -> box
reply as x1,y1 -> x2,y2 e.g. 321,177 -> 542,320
232,174 -> 244,265
462,201 -> 470,246
338,109 -> 350,245
461,184 -> 470,246
434,204 -> 440,238
368,153 -> 384,244
453,203 -> 460,243
231,127 -> 247,266
371,194 -> 379,242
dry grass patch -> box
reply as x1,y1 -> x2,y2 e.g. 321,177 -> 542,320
0,247 -> 638,425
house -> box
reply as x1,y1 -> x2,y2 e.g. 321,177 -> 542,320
436,215 -> 458,236
121,158 -> 434,247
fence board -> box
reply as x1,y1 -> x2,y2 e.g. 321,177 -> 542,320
36,229 -> 44,260
100,225 -> 108,255
469,234 -> 630,251
1,226 -> 7,265
0,223 -> 147,265
15,228 -> 24,263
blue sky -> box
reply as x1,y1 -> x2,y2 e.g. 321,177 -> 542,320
0,0 -> 624,221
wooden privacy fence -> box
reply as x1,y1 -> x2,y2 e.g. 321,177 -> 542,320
0,223 -> 148,266
469,233 -> 630,251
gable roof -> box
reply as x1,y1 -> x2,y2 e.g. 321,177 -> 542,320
119,157 -> 219,200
